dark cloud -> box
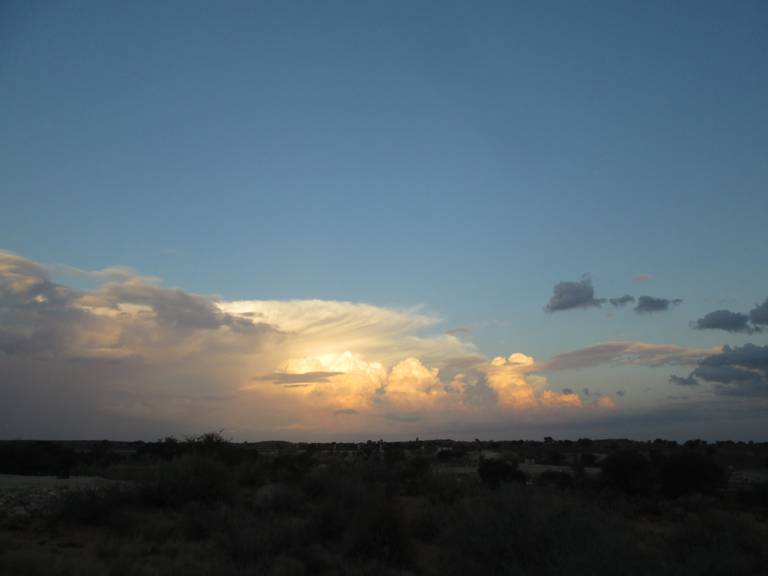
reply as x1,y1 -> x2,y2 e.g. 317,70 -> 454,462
544,274 -> 603,312
692,310 -> 755,334
254,371 -> 342,385
333,408 -> 359,416
561,387 -> 574,395
616,390 -> 625,397
634,296 -> 682,314
0,250 -> 275,361
609,295 -> 635,307
749,298 -> 768,326
669,374 -> 699,387
675,344 -> 768,397
94,282 -> 256,333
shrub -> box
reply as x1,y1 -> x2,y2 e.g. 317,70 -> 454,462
660,451 -> 726,498
437,485 -> 656,576
478,458 -> 526,488
148,455 -> 236,507
51,486 -> 136,529
600,451 -> 654,495
537,470 -> 574,490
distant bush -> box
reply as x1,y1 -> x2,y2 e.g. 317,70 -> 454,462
0,442 -> 75,476
51,486 -> 136,531
537,470 -> 574,490
343,490 -> 412,567
600,450 -> 654,495
148,454 -> 236,507
478,458 -> 526,488
660,451 -> 726,498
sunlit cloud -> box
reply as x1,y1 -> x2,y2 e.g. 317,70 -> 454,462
1,249 -> 693,440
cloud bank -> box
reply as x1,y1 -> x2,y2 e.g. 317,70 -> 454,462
670,344 -> 768,397
1,250 -> 611,440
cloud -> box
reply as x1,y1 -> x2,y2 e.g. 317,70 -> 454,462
544,341 -> 720,371
633,274 -> 653,283
609,295 -> 635,307
544,277 -> 678,317
634,296 -> 682,314
544,274 -> 603,312
254,371 -> 343,385
444,326 -> 471,336
750,298 -> 768,326
692,310 -> 755,334
333,408 -> 359,416
669,374 -> 699,387
1,250 -> 606,439
672,344 -> 768,397
596,396 -> 617,410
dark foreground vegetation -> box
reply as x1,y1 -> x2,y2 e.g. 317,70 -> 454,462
1,435 -> 767,575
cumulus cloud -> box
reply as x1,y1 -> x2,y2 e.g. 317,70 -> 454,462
692,310 -> 755,334
544,341 -> 720,371
634,296 -> 682,314
1,250 -> 607,439
544,274 -> 603,312
671,344 -> 768,397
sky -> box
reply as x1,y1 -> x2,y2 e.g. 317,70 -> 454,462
1,1 -> 767,441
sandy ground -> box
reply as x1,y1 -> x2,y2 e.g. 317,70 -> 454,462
0,474 -> 121,519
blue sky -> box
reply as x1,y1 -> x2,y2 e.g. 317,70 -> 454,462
1,1 -> 767,440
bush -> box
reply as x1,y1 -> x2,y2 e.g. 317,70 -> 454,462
51,486 -> 136,529
660,452 -> 725,498
537,470 -> 574,490
148,455 -> 236,507
600,451 -> 654,496
437,485 -> 656,576
478,458 -> 526,488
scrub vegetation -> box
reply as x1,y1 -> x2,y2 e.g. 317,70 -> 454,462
1,435 -> 767,575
